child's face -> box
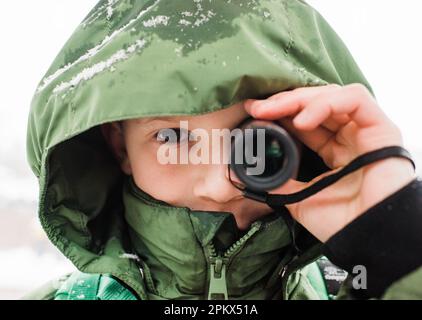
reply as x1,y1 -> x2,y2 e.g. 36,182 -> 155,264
103,103 -> 287,230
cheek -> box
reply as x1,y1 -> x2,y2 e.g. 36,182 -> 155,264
129,146 -> 194,205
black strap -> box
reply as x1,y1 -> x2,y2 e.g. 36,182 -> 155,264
243,146 -> 416,207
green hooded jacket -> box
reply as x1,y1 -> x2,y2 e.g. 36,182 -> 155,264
24,0 -> 422,300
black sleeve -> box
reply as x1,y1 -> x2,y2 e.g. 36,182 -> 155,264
322,177 -> 422,298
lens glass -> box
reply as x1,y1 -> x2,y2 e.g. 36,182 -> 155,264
263,131 -> 285,177
243,130 -> 285,178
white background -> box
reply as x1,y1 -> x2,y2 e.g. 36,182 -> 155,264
0,0 -> 421,299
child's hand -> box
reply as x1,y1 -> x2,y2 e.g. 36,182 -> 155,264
244,84 -> 416,242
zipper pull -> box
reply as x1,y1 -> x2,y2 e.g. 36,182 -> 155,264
280,264 -> 289,278
207,257 -> 228,300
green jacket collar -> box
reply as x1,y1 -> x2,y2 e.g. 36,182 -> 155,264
123,175 -> 294,299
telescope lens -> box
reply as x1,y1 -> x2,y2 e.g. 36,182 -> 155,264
230,120 -> 299,192
264,133 -> 286,177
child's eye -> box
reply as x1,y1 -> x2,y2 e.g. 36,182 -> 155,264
155,128 -> 191,144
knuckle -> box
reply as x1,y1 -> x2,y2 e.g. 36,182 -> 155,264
346,83 -> 371,97
293,86 -> 308,93
327,83 -> 342,89
270,90 -> 290,100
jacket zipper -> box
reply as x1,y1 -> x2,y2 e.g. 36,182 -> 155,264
207,221 -> 263,300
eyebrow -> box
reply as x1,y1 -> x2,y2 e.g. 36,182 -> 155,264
135,116 -> 180,125
135,113 -> 251,129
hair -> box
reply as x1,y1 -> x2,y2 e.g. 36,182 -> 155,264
117,120 -> 125,134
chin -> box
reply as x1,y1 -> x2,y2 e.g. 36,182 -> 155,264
233,209 -> 273,231
234,219 -> 251,231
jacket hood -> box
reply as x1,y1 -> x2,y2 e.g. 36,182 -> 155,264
26,0 -> 373,299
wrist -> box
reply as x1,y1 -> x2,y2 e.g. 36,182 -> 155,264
355,156 -> 416,220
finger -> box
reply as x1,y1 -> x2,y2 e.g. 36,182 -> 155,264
265,85 -> 330,102
243,84 -> 341,120
293,84 -> 385,130
278,117 -> 334,154
262,89 -> 350,132
280,117 -> 352,169
321,114 -> 351,132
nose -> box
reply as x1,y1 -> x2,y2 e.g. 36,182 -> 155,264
193,163 -> 243,205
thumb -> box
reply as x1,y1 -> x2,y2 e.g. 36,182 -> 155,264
267,167 -> 342,220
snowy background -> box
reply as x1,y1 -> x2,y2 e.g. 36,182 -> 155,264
0,0 -> 421,299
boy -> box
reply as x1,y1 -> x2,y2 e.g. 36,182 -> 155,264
25,0 -> 422,300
